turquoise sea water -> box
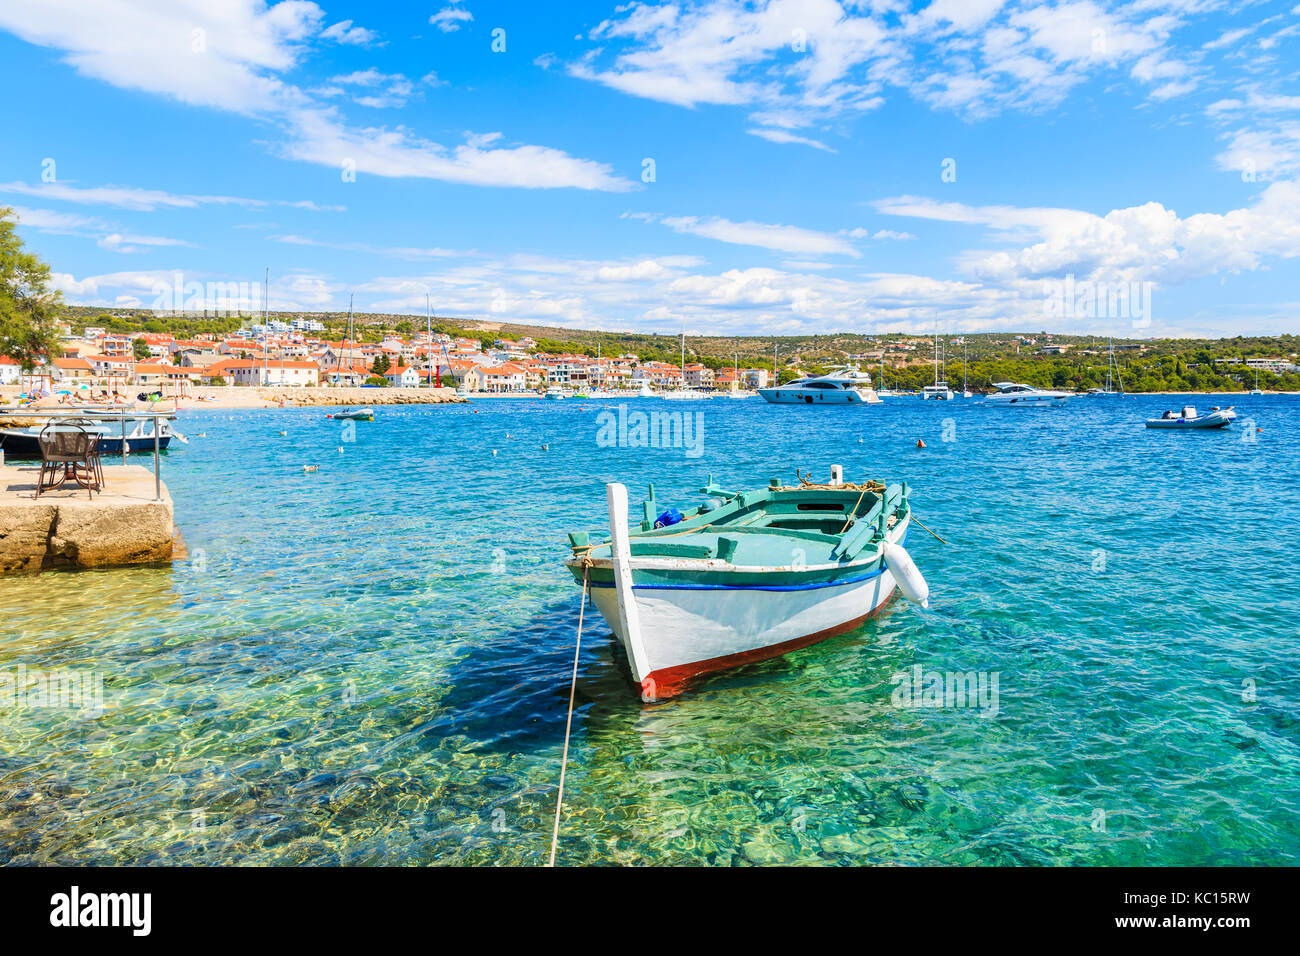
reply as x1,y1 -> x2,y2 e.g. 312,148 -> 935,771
1,394 -> 1297,865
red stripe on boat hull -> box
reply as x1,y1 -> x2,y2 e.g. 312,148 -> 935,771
639,589 -> 897,701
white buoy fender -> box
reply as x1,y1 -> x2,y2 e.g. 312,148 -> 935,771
882,540 -> 929,609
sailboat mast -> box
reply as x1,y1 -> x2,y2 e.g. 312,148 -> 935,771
263,267 -> 269,386
426,293 -> 432,389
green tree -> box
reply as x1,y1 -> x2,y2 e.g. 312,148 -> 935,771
132,337 -> 151,361
372,354 -> 391,375
0,207 -> 63,372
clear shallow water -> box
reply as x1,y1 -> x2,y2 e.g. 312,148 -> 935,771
1,394 -> 1297,865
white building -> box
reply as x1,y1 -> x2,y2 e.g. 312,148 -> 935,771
1245,357 -> 1299,373
383,364 -> 421,388
230,360 -> 320,386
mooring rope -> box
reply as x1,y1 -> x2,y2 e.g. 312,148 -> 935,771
548,563 -> 589,867
909,513 -> 948,545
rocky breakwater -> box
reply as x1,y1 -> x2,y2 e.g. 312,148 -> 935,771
243,386 -> 466,407
0,465 -> 177,575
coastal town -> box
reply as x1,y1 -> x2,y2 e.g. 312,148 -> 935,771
3,316 -> 773,395
6,312 -> 1299,397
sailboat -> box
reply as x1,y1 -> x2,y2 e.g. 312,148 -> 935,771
721,352 -> 749,398
1088,337 -> 1123,395
662,329 -> 709,399
920,331 -> 954,400
1249,368 -> 1264,395
876,355 -> 895,398
961,339 -> 973,397
330,294 -> 376,420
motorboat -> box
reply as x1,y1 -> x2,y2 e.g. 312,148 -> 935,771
1145,406 -> 1233,429
328,407 -> 374,421
984,382 -> 1073,406
565,470 -> 927,699
0,416 -> 175,457
544,385 -> 567,400
758,365 -> 879,404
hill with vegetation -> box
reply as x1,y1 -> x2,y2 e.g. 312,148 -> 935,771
61,305 -> 1300,393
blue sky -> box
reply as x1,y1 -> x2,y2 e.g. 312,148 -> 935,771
1,0 -> 1298,337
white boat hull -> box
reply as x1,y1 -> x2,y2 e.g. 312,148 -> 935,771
581,515 -> 911,698
589,566 -> 897,696
758,387 -> 877,404
984,393 -> 1071,406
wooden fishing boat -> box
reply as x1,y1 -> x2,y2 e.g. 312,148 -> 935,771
1145,405 -> 1233,429
565,468 -> 929,700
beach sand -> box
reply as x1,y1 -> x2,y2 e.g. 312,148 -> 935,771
0,385 -> 466,414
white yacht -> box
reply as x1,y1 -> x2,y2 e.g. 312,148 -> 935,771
543,385 -> 567,400
758,365 -> 879,404
984,382 -> 1074,406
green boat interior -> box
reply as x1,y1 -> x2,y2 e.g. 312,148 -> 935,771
568,476 -> 910,567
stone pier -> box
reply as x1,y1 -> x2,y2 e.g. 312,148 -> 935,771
0,464 -> 177,574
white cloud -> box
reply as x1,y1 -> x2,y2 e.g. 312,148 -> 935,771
0,0 -> 319,115
596,260 -> 667,281
640,213 -> 861,256
1215,123 -> 1300,180
747,128 -> 837,151
320,69 -> 415,108
570,0 -> 1206,123
1208,90 -> 1300,181
0,0 -> 630,192
270,234 -> 464,259
97,232 -> 192,253
9,204 -> 190,252
879,184 -> 1300,288
7,205 -> 107,233
320,20 -> 379,46
282,109 -> 634,191
0,180 -> 343,212
430,6 -> 473,33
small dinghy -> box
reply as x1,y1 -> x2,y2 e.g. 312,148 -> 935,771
329,407 -> 375,421
565,466 -> 928,699
1145,405 -> 1233,429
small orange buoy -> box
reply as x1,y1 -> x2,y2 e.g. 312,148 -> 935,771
916,439 -> 927,448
